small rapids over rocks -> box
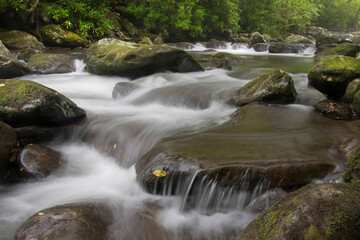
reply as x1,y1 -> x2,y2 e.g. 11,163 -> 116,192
1,48 -> 359,240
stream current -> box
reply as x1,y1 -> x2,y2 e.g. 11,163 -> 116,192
1,44 -> 360,239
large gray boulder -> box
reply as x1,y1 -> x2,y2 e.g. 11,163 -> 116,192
28,54 -> 76,74
268,42 -> 306,54
84,38 -> 203,79
0,121 -> 17,183
0,30 -> 44,50
0,41 -> 30,78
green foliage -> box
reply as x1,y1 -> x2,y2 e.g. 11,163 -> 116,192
0,0 -> 27,12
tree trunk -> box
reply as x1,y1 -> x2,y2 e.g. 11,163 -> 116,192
355,7 -> 360,31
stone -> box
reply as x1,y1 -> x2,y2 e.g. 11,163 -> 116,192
0,121 -> 17,183
284,34 -> 313,44
343,144 -> 360,183
119,18 -> 139,37
112,82 -> 141,98
228,69 -> 297,106
0,41 -> 30,78
315,43 -> 360,62
249,32 -> 267,47
313,99 -> 354,120
0,30 -> 44,50
253,43 -> 269,52
244,188 -> 287,214
28,54 -> 76,74
16,48 -> 43,63
307,26 -> 329,39
268,42 -> 305,54
341,79 -> 360,103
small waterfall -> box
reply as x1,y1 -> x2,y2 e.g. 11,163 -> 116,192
74,59 -> 86,73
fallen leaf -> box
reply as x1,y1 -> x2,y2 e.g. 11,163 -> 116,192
153,170 -> 166,177
38,212 -> 44,216
0,84 -> 5,87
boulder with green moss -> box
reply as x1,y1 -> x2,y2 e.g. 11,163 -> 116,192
343,144 -> 360,183
16,48 -> 43,63
0,79 -> 86,127
136,104 -> 338,194
0,121 -> 17,183
341,79 -> 360,103
352,90 -> 360,116
119,18 -> 139,37
0,30 -> 44,50
313,99 -> 354,120
314,43 -> 360,62
40,25 -> 90,49
0,41 -> 30,78
284,34 -> 313,44
268,42 -> 306,53
249,32 -> 267,47
308,56 -> 360,98
84,38 -> 203,79
228,69 -> 297,106
14,203 -> 113,240
237,183 -> 360,240
28,54 -> 76,74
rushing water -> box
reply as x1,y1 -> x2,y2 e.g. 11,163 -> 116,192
0,45 -> 359,239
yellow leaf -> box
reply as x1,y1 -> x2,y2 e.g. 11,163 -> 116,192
0,84 -> 5,87
38,212 -> 44,216
152,170 -> 166,177
113,143 -> 117,149
20,167 -> 24,172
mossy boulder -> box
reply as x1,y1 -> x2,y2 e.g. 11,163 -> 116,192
313,99 -> 354,120
341,78 -> 360,103
16,48 -> 43,63
307,26 -> 329,39
249,32 -> 267,47
268,42 -> 305,53
208,54 -> 232,70
0,121 -> 17,183
84,38 -> 203,79
284,34 -> 314,44
17,144 -> 63,179
352,90 -> 360,116
119,18 -> 139,37
28,54 -> 76,74
136,104 -> 338,194
343,144 -> 360,183
0,41 -> 30,78
112,82 -> 141,99
308,56 -> 360,98
237,183 -> 360,240
0,30 -> 44,50
14,203 -> 113,240
316,35 -> 348,48
315,43 -> 360,62
0,79 -> 86,127
40,25 -> 90,49
244,188 -> 287,214
228,69 -> 297,106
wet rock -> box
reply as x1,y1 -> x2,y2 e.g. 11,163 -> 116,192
136,104 -> 337,194
249,32 -> 267,47
315,43 -> 360,62
308,56 -> 360,98
341,79 -> 360,103
252,43 -> 269,52
244,188 -> 287,214
284,34 -> 313,44
307,26 -> 329,39
0,30 -> 44,50
228,69 -> 297,106
0,41 -> 30,78
211,52 -> 246,62
138,33 -> 163,45
28,54 -> 76,74
14,203 -> 113,240
237,183 -> 360,240
137,36 -> 153,45
352,90 -> 360,117
313,99 -> 354,120
16,48 -> 43,63
343,144 -> 360,183
208,55 -> 232,70
315,44 -> 338,54
40,25 -> 90,49
199,41 -> 227,49
268,42 -> 305,54
0,121 -> 17,183
120,18 -> 139,37
84,38 -> 203,79
112,82 -> 141,98
166,42 -> 195,50
17,144 -> 63,179
0,79 -> 86,127
316,35 -> 349,48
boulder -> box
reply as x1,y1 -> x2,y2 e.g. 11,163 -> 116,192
313,99 -> 354,120
136,104 -> 337,195
137,36 -> 153,45
341,78 -> 360,103
308,56 -> 360,98
284,34 -> 313,44
84,38 -> 203,79
0,121 -> 17,183
307,26 -> 329,39
16,48 -> 43,63
352,90 -> 360,116
315,43 -> 360,62
28,54 -> 76,74
17,144 -> 63,179
200,41 -> 227,49
249,32 -> 267,47
119,18 -> 139,37
138,33 -> 163,45
244,188 -> 287,214
268,42 -> 305,54
252,43 -> 269,52
316,35 -> 349,48
166,42 -> 195,50
208,55 -> 232,70
0,79 -> 86,127
228,69 -> 297,106
0,41 -> 30,78
112,82 -> 141,98
14,203 -> 113,240
237,183 -> 360,240
343,144 -> 360,183
0,30 -> 44,50
315,44 -> 338,54
40,25 -> 90,49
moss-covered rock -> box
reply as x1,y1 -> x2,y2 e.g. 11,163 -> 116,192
253,43 -> 269,52
343,144 -> 360,183
313,99 -> 355,120
284,34 -> 314,44
237,183 -> 360,240
308,56 -> 360,98
315,43 -> 360,62
112,82 -> 141,99
0,79 -> 86,127
249,32 -> 267,47
119,18 -> 139,37
268,42 -> 305,53
352,90 -> 360,116
17,144 -> 63,179
0,30 -> 44,50
40,25 -> 90,49
0,41 -> 30,78
14,203 -> 113,240
316,35 -> 348,48
28,54 -> 76,74
84,38 -> 203,79
307,26 -> 329,39
208,54 -> 232,70
244,188 -> 287,214
0,121 -> 17,183
228,69 -> 297,106
341,79 -> 360,103
16,48 -> 43,63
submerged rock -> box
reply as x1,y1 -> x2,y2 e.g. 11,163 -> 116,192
308,56 -> 360,98
228,69 -> 297,106
112,82 -> 141,99
17,144 -> 63,179
0,30 -> 44,50
14,203 -> 113,240
237,183 -> 360,240
0,41 -> 30,78
0,121 -> 17,183
268,42 -> 305,53
0,79 -> 86,127
28,54 -> 76,74
313,99 -> 355,120
314,43 -> 360,61
40,25 -> 90,48
84,38 -> 203,79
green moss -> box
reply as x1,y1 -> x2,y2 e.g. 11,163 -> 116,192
343,144 -> 360,183
316,43 -> 360,60
304,225 -> 326,240
326,212 -> 352,236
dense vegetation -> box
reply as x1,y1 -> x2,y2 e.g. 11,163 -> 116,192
1,0 -> 360,40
